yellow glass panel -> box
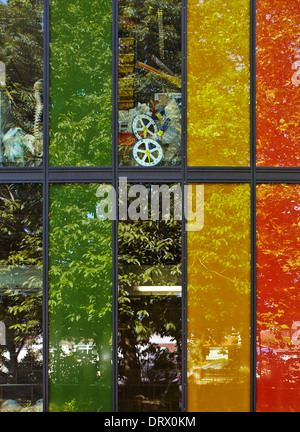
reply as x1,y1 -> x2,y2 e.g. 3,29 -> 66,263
187,0 -> 250,166
187,184 -> 251,412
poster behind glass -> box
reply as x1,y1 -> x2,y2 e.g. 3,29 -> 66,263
118,0 -> 182,167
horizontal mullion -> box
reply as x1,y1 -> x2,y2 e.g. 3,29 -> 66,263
187,167 -> 251,182
256,168 -> 300,183
1,166 -> 300,184
118,166 -> 182,182
48,167 -> 113,182
0,168 -> 43,182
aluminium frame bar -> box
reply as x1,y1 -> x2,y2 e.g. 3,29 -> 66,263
43,0 -> 50,413
2,166 -> 300,184
250,0 -> 257,413
181,0 -> 188,412
112,0 -> 119,413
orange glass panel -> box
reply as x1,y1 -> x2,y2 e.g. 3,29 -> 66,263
187,0 -> 250,166
256,0 -> 300,166
187,184 -> 251,412
256,184 -> 300,412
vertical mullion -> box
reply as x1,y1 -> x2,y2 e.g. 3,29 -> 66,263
250,0 -> 257,413
112,0 -> 119,413
43,0 -> 50,413
181,0 -> 188,413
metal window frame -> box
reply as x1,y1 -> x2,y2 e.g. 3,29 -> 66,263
0,0 -> 299,413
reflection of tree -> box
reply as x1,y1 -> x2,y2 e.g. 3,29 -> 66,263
257,185 -> 300,336
256,185 -> 300,412
49,0 -> 112,166
187,0 -> 250,166
0,184 -> 43,403
187,184 -> 251,412
256,0 -> 300,166
0,0 -> 43,165
118,189 -> 182,412
48,184 -> 112,412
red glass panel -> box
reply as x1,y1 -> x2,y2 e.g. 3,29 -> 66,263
256,184 -> 300,412
256,0 -> 300,166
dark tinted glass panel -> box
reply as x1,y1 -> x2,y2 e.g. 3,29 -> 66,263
49,0 -> 112,166
118,1 -> 182,167
257,184 -> 300,412
49,184 -> 113,412
0,184 -> 43,412
118,182 -> 182,411
256,0 -> 300,167
187,184 -> 251,412
0,0 -> 43,167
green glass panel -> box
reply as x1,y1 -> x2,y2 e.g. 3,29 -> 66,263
49,184 -> 113,412
49,0 -> 113,166
0,184 -> 43,412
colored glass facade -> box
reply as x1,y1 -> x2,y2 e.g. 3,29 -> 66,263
0,0 -> 299,413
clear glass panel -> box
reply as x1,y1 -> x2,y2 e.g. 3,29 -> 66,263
187,184 -> 251,412
49,184 -> 113,412
257,184 -> 300,412
49,0 -> 112,167
0,184 -> 43,412
0,0 -> 43,167
118,1 -> 182,167
256,0 -> 300,167
187,0 -> 250,167
118,182 -> 182,411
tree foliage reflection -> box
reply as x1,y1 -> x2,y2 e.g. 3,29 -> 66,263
49,184 -> 113,412
0,183 -> 43,411
118,184 -> 182,412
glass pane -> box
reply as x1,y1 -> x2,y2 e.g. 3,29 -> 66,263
256,184 -> 300,412
49,184 -> 113,412
0,0 -> 43,167
49,0 -> 112,166
0,184 -> 43,412
256,0 -> 300,167
187,184 -> 251,412
118,182 -> 182,411
187,0 -> 250,166
118,1 -> 182,167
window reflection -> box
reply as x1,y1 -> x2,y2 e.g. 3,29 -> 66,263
187,0 -> 250,167
0,0 -> 43,167
257,184 -> 300,412
187,184 -> 251,412
118,183 -> 182,412
49,0 -> 112,166
0,184 -> 43,412
118,1 -> 182,167
48,184 -> 113,412
256,0 -> 300,167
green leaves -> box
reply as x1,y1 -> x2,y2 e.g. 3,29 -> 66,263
49,0 -> 113,166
